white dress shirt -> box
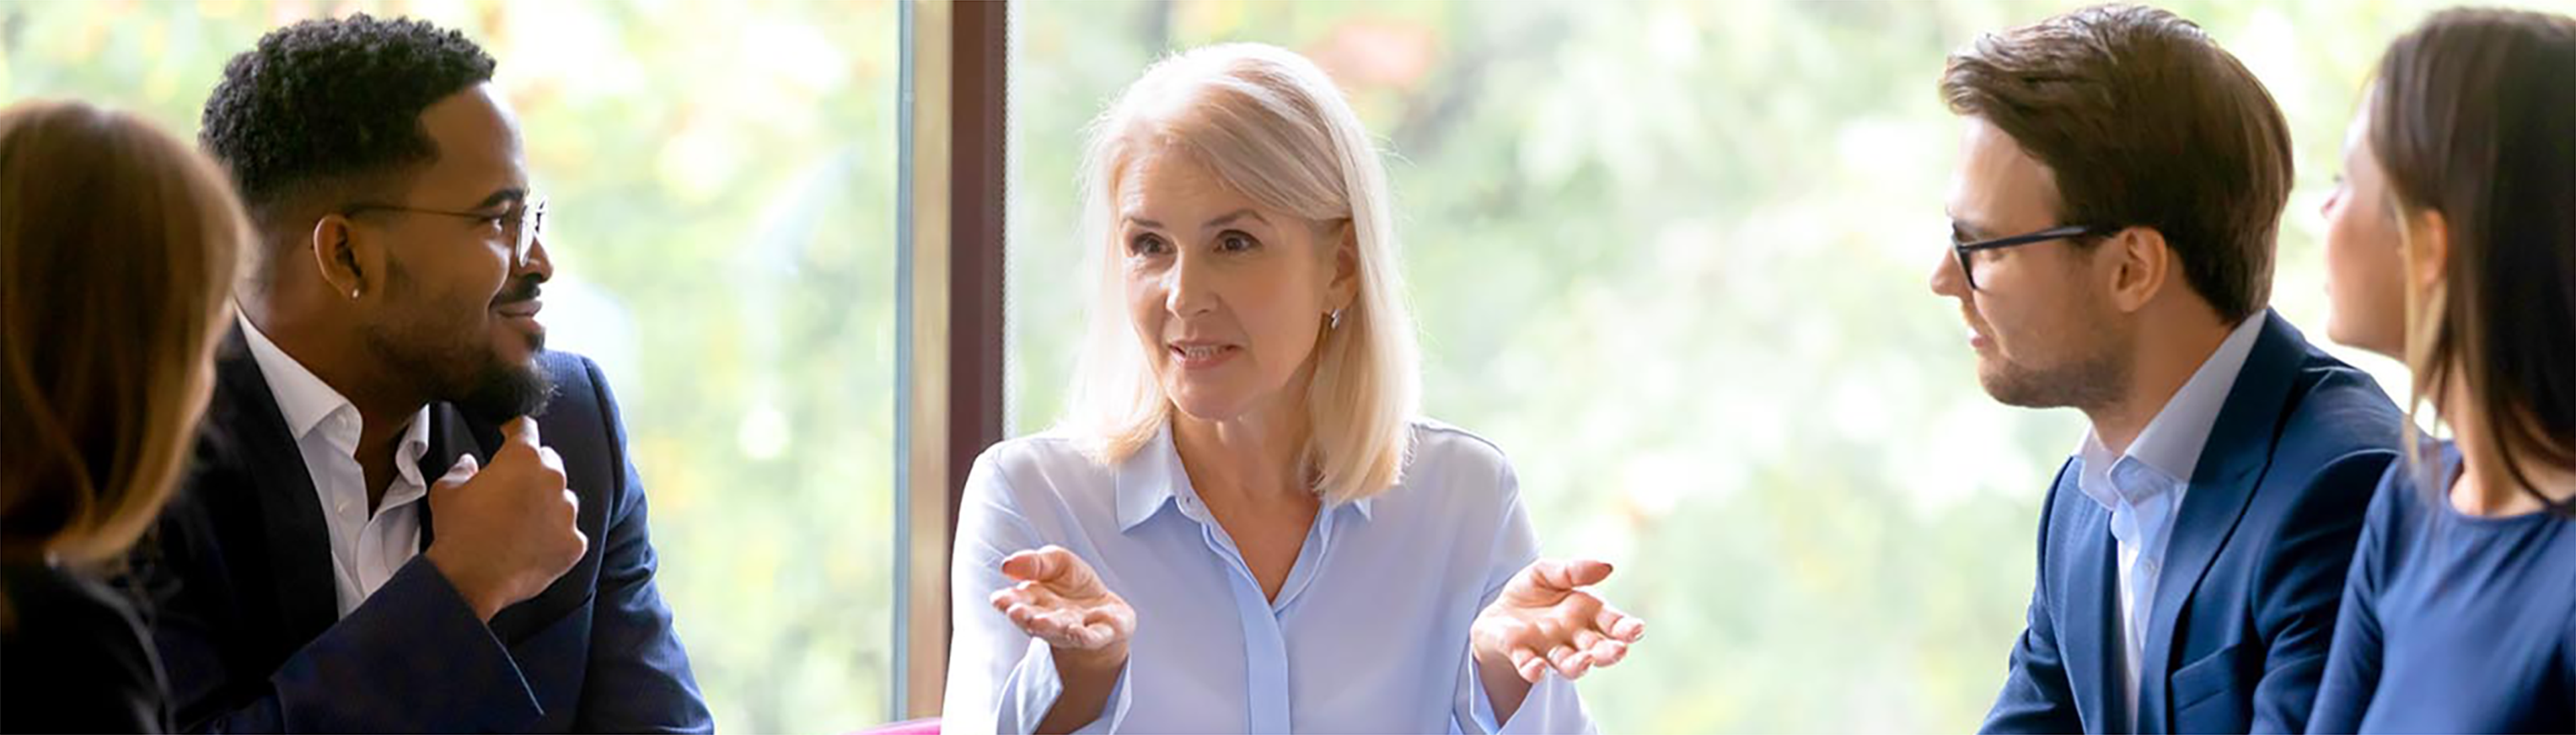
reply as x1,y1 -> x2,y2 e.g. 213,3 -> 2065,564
944,419 -> 1592,734
238,313 -> 442,618
2071,314 -> 2264,730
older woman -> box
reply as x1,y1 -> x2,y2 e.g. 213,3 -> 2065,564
943,44 -> 1642,734
0,100 -> 249,732
2310,7 -> 2576,733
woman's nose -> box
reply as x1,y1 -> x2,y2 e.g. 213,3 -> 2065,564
1164,252 -> 1216,317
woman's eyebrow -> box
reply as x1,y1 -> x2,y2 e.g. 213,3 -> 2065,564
1204,209 -> 1266,229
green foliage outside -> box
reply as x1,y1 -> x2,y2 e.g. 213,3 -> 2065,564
1003,1 -> 2559,732
11,0 -> 2565,731
7,1 -> 902,732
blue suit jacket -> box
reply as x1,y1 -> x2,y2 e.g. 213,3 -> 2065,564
123,332 -> 713,732
1980,312 -> 2402,734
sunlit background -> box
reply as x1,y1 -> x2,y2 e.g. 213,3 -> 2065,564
8,0 -> 2558,731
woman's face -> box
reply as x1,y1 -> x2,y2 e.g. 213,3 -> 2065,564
2321,103 -> 2412,359
1117,144 -> 1353,425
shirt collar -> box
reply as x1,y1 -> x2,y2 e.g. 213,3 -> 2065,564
2074,315 -> 2267,502
238,310 -> 355,441
1113,421 -> 1374,532
1115,425 -> 1183,532
237,310 -> 434,482
389,410 -> 433,492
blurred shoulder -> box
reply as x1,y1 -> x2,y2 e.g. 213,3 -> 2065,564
0,563 -> 140,642
0,562 -> 161,727
967,431 -> 1113,501
1396,418 -> 1521,507
2363,441 -> 2447,526
522,350 -> 619,452
1406,418 -> 1515,477
537,349 -> 608,406
975,431 -> 1099,473
2280,335 -> 2406,458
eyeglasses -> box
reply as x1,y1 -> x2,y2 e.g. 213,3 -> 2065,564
342,196 -> 547,267
1950,223 -> 2105,291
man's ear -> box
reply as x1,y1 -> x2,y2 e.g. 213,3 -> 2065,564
309,213 -> 385,302
2102,225 -> 2174,314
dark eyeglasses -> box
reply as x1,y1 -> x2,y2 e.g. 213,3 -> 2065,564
342,196 -> 547,267
1950,224 -> 2106,291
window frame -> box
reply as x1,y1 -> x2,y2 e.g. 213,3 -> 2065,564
893,0 -> 1009,719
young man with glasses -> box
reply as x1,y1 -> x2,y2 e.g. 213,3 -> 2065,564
123,15 -> 712,732
1929,5 -> 2404,734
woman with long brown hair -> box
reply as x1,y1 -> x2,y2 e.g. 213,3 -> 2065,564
2310,7 -> 2576,732
0,100 -> 249,733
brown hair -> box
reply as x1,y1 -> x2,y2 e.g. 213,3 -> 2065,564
2370,7 -> 2576,516
1939,3 -> 2293,324
0,101 -> 248,573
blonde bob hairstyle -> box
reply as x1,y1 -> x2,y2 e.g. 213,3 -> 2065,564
1063,42 -> 1420,504
0,101 -> 246,571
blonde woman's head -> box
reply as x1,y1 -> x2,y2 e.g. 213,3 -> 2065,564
1066,42 -> 1419,504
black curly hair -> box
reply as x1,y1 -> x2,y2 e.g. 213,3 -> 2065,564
199,13 -> 495,243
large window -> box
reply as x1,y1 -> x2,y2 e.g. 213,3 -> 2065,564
7,2 -> 903,732
12,0 -> 2563,730
1003,1 -> 2457,731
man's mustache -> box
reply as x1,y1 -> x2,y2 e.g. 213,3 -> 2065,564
490,277 -> 543,306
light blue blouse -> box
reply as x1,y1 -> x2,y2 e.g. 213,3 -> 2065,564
941,420 -> 1592,734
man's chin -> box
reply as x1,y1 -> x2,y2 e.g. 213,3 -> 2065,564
490,325 -> 547,364
1976,361 -> 2057,409
454,356 -> 556,424
1978,351 -> 2126,411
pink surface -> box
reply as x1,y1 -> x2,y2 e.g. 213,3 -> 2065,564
851,718 -> 941,734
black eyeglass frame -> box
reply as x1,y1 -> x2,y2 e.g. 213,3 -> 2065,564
1951,223 -> 2109,291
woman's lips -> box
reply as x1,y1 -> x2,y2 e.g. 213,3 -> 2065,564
1171,343 -> 1240,370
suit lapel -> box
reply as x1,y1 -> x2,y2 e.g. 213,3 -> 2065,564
427,398 -> 574,644
2134,311 -> 2303,732
2059,462 -> 2130,733
208,329 -> 342,646
417,402 -> 500,551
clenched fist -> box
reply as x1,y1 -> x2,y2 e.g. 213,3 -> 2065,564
423,416 -> 586,622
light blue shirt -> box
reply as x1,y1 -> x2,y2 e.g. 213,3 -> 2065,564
943,420 -> 1592,734
2070,314 -> 2263,730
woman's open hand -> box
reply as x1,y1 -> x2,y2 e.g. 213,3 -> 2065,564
1471,559 -> 1645,683
991,545 -> 1136,670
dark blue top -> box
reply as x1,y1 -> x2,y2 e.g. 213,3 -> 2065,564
2309,442 -> 2576,734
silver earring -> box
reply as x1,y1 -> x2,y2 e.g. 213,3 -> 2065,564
1328,308 -> 1344,329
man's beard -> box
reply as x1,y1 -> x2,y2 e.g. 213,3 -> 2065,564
1977,319 -> 2131,411
1980,347 -> 2128,410
446,349 -> 555,424
365,267 -> 555,424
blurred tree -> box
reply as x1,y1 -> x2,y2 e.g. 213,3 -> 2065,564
13,0 -> 2567,730
5,0 -> 903,731
1004,1 -> 2564,731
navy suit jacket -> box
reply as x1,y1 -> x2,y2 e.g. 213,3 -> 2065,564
123,332 -> 712,732
1980,312 -> 2403,734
